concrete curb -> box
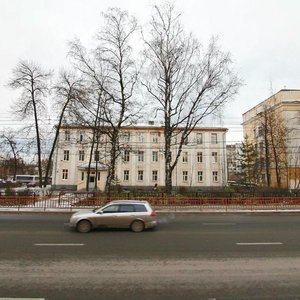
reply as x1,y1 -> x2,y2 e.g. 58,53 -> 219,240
1,207 -> 300,214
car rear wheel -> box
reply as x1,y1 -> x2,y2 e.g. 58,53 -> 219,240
77,220 -> 92,233
131,220 -> 145,233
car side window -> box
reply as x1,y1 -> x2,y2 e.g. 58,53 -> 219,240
102,205 -> 119,213
119,204 -> 135,213
134,204 -> 147,212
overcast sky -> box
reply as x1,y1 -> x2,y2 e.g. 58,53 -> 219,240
1,0 -> 300,143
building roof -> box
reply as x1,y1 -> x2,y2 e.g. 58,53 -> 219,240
242,89 -> 300,117
61,123 -> 228,132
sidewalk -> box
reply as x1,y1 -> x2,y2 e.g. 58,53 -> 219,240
1,197 -> 300,213
1,206 -> 300,213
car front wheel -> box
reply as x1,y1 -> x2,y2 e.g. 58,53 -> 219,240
77,220 -> 92,233
131,220 -> 145,233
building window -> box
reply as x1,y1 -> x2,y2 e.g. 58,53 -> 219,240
138,151 -> 144,162
212,152 -> 218,163
152,170 -> 158,181
138,170 -> 144,181
197,152 -> 203,163
124,150 -> 130,162
63,150 -> 70,161
137,132 -> 144,143
196,133 -> 203,144
79,131 -> 84,143
183,135 -> 189,145
79,150 -> 84,161
81,172 -> 84,181
62,169 -> 68,180
151,132 -> 159,143
258,126 -> 263,137
152,151 -> 158,162
123,132 -> 130,142
94,150 -> 100,162
124,170 -> 129,181
64,130 -> 70,141
211,133 -> 218,144
182,151 -> 188,163
213,171 -> 218,182
197,171 -> 203,182
183,171 -> 188,182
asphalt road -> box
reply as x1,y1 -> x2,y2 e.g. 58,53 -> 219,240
0,212 -> 300,300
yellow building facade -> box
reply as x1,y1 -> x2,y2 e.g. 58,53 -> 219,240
242,89 -> 300,189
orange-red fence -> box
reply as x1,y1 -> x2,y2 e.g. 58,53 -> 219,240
1,195 -> 300,211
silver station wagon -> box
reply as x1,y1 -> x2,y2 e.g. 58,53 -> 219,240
69,200 -> 157,233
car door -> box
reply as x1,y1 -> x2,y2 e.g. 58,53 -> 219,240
94,204 -> 120,228
117,204 -> 136,228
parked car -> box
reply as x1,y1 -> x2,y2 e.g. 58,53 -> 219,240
69,200 -> 157,233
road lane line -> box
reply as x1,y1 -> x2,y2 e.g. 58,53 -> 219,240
236,242 -> 283,246
202,223 -> 236,226
0,298 -> 45,300
34,243 -> 85,246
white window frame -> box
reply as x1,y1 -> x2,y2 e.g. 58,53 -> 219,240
211,133 -> 218,144
64,130 -> 70,141
183,171 -> 188,182
62,169 -> 68,180
137,132 -> 144,143
138,170 -> 144,181
196,133 -> 203,144
79,150 -> 84,161
213,171 -> 218,182
94,150 -> 100,162
123,132 -> 130,142
152,170 -> 158,182
151,132 -> 159,143
79,131 -> 84,143
197,171 -> 203,182
152,151 -> 158,162
124,150 -> 130,162
212,152 -> 218,163
183,135 -> 188,145
182,151 -> 188,163
138,151 -> 144,162
63,150 -> 69,161
124,170 -> 129,181
197,152 -> 203,163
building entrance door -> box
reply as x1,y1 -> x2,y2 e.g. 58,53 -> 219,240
89,176 -> 95,190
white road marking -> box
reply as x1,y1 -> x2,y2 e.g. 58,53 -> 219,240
34,243 -> 85,246
236,242 -> 283,246
0,298 -> 45,300
202,223 -> 236,226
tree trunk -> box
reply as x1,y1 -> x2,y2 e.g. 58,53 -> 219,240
105,131 -> 117,196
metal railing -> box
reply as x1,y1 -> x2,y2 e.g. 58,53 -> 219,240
1,195 -> 300,211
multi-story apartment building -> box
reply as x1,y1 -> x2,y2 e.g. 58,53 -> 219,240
242,89 -> 300,189
52,124 -> 228,192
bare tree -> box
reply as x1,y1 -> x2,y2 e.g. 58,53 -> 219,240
0,129 -> 31,180
69,8 -> 140,195
258,104 -> 288,188
8,60 -> 52,187
42,70 -> 86,189
143,3 -> 241,195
